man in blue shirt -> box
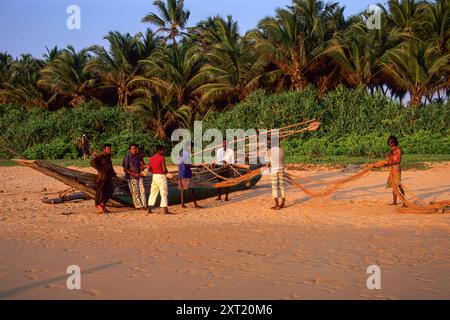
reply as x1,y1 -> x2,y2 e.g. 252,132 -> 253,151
178,142 -> 202,209
123,144 -> 146,209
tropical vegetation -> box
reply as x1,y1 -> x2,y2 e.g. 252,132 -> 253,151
0,0 -> 448,159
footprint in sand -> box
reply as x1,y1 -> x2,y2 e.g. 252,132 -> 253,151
197,284 -> 214,290
45,284 -> 65,289
318,287 -> 336,294
84,289 -> 101,296
292,293 -> 301,299
416,276 -> 435,282
25,274 -> 38,280
130,267 -> 149,272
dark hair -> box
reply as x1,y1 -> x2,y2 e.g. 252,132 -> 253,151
387,135 -> 398,146
156,144 -> 165,152
129,143 -> 138,149
103,144 -> 112,149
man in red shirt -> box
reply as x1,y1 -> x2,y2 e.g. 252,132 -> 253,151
147,145 -> 172,214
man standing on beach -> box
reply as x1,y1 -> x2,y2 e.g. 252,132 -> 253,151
266,138 -> 286,210
90,144 -> 117,214
81,134 -> 90,160
215,138 -> 235,202
123,144 -> 147,210
147,145 -> 172,215
386,135 -> 405,206
178,142 -> 202,209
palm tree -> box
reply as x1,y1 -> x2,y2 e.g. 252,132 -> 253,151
0,81 -> 55,109
251,0 -> 342,91
134,39 -> 205,119
87,30 -> 161,108
9,54 -> 43,86
381,39 -> 450,106
192,16 -> 268,106
38,46 -> 94,107
129,87 -> 190,140
414,0 -> 449,55
0,52 -> 13,104
381,0 -> 420,40
1,54 -> 51,109
142,0 -> 190,45
0,52 -> 13,84
43,46 -> 61,64
323,9 -> 395,91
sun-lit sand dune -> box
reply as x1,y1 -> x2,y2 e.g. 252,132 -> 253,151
0,163 -> 449,300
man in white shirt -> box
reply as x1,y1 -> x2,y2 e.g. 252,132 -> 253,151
265,140 -> 286,210
215,138 -> 235,201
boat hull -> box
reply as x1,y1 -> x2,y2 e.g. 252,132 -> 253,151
15,160 -> 262,207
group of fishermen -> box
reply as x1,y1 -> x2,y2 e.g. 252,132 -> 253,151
90,138 -> 286,214
90,135 -> 403,214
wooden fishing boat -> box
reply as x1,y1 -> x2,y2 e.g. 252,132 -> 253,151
14,159 -> 263,207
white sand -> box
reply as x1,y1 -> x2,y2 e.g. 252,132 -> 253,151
0,163 -> 449,300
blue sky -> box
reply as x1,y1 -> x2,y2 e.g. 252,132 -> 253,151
0,0 -> 379,58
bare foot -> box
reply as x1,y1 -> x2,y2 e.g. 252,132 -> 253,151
270,205 -> 281,210
388,202 -> 398,206
194,205 -> 203,209
216,197 -> 222,201
181,205 -> 187,209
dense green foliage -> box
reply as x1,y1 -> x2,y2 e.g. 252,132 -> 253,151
204,87 -> 450,157
0,0 -> 449,160
0,102 -> 164,159
0,87 -> 448,160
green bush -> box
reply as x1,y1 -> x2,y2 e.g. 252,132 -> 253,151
0,102 -> 165,159
204,86 -> 450,137
204,86 -> 449,157
23,138 -> 78,160
100,132 -> 166,159
283,132 -> 450,158
1,87 -> 449,160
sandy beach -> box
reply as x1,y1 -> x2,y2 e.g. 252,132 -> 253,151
0,163 -> 449,300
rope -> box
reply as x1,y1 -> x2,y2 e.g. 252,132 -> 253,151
285,161 -> 386,198
285,160 -> 449,214
191,120 -> 320,158
200,165 -> 232,181
388,166 -> 450,214
196,165 -> 266,189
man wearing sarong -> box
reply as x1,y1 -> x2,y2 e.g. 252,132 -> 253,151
147,145 -> 172,215
215,138 -> 235,202
386,135 -> 405,206
177,142 -> 202,209
266,139 -> 286,210
90,144 -> 117,214
123,144 -> 147,210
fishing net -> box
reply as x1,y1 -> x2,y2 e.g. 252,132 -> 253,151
285,161 -> 450,214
